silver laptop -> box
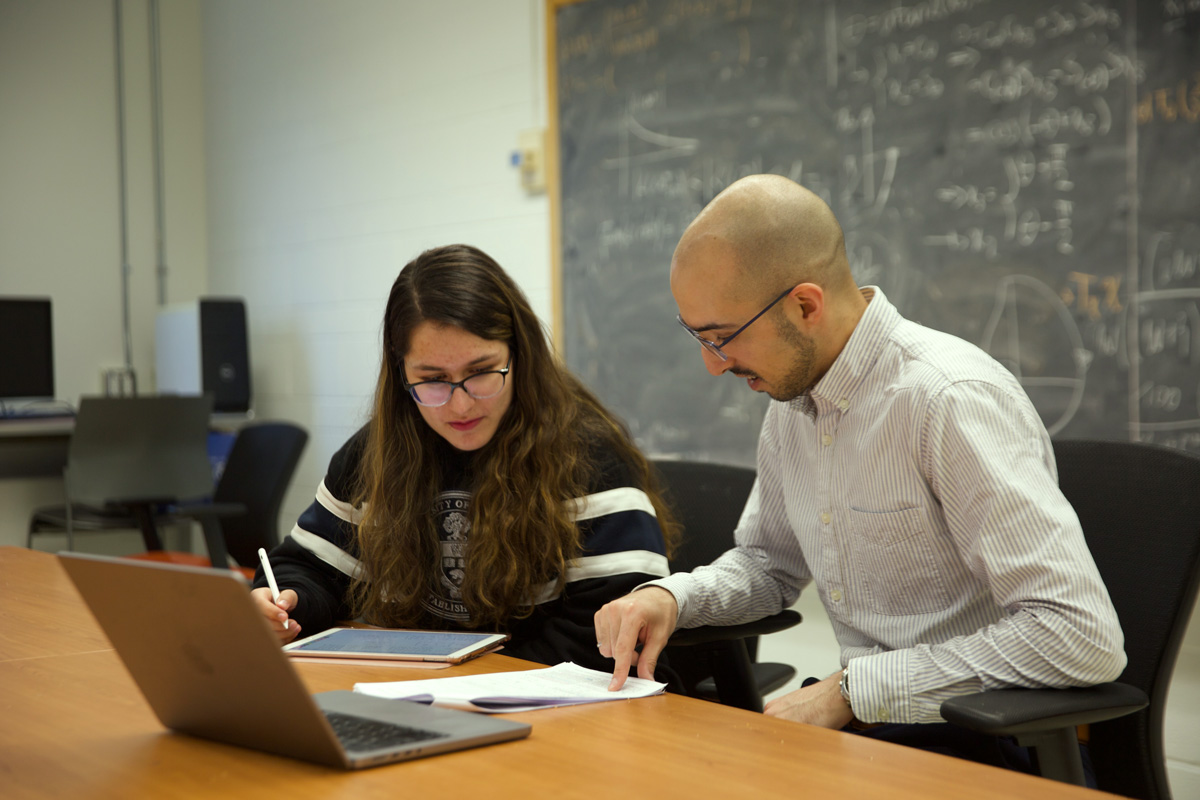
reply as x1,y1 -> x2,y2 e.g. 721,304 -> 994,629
58,552 -> 531,769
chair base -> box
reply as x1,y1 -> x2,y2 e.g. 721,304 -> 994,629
28,504 -> 178,550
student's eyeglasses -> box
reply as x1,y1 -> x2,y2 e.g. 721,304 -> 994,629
402,359 -> 512,408
676,286 -> 795,362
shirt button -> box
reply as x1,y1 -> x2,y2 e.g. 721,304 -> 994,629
877,708 -> 890,722
820,512 -> 831,524
838,398 -> 850,411
821,434 -> 833,446
830,589 -> 842,602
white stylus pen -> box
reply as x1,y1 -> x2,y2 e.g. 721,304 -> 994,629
257,547 -> 289,629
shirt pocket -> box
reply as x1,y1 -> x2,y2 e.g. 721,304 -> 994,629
848,506 -> 952,616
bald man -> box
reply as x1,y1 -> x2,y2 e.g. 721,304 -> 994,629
594,175 -> 1124,771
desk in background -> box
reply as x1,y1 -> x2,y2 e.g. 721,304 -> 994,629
0,417 -> 73,479
0,415 -> 244,483
0,411 -> 240,550
0,547 -> 1123,800
0,420 -> 74,549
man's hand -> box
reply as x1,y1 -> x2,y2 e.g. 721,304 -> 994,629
763,671 -> 855,729
594,587 -> 678,690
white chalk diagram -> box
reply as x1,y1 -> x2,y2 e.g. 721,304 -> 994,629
602,101 -> 699,198
980,274 -> 1092,435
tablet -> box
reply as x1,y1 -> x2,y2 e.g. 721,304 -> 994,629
282,628 -> 509,664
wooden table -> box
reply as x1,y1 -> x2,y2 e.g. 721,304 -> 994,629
0,547 -> 1122,800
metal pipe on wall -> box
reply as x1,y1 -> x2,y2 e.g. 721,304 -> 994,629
113,0 -> 136,392
107,0 -> 138,396
149,0 -> 167,307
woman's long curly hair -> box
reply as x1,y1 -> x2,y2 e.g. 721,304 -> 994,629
348,244 -> 678,630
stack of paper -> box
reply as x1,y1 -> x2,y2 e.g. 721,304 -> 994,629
353,662 -> 666,713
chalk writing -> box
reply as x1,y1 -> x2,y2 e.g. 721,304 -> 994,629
1062,271 -> 1123,319
1137,74 -> 1200,123
1146,231 -> 1200,291
556,0 -> 1200,456
965,50 -> 1135,103
841,0 -> 992,45
963,97 -> 1113,145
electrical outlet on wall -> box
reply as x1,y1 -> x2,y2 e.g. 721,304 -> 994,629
512,128 -> 547,194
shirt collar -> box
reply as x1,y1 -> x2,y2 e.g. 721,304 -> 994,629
787,286 -> 899,418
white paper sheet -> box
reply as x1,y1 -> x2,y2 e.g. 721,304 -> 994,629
352,661 -> 666,713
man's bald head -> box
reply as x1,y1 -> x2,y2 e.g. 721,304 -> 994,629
672,175 -> 854,301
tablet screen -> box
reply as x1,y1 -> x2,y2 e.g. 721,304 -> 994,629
285,628 -> 503,659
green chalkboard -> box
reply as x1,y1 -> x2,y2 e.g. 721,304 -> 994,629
552,0 -> 1200,463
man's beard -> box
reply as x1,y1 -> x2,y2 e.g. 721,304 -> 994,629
765,314 -> 818,402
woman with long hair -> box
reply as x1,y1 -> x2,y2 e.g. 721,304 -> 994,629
251,244 -> 678,670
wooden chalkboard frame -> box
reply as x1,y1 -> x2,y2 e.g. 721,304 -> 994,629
546,0 -> 578,355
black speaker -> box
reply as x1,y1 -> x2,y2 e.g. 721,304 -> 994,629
156,298 -> 252,414
199,300 -> 251,413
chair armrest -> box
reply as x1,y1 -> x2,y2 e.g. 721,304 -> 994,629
171,502 -> 248,519
667,610 -> 801,647
940,682 -> 1148,735
165,502 -> 249,572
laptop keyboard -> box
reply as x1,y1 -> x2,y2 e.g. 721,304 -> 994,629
324,711 -> 449,751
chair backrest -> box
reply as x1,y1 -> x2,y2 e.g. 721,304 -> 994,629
1053,439 -> 1200,800
212,422 -> 308,568
66,395 -> 214,507
653,459 -> 777,701
652,459 -> 757,572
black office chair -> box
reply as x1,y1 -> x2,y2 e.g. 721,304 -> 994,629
941,439 -> 1200,798
27,395 -> 214,552
653,459 -> 802,712
126,422 -> 308,577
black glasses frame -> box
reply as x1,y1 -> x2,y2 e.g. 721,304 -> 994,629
676,286 -> 795,361
402,358 -> 512,408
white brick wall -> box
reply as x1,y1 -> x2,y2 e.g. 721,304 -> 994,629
201,0 -> 552,532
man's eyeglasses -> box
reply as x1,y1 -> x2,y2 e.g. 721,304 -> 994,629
676,286 -> 795,361
402,359 -> 511,407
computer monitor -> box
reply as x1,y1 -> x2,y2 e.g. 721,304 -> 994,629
0,297 -> 55,404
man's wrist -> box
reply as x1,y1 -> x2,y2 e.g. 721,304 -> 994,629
636,577 -> 687,625
838,667 -> 853,711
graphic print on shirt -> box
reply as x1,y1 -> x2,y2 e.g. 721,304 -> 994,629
423,489 -> 471,622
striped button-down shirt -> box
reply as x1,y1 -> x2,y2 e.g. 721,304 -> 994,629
652,288 -> 1126,724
